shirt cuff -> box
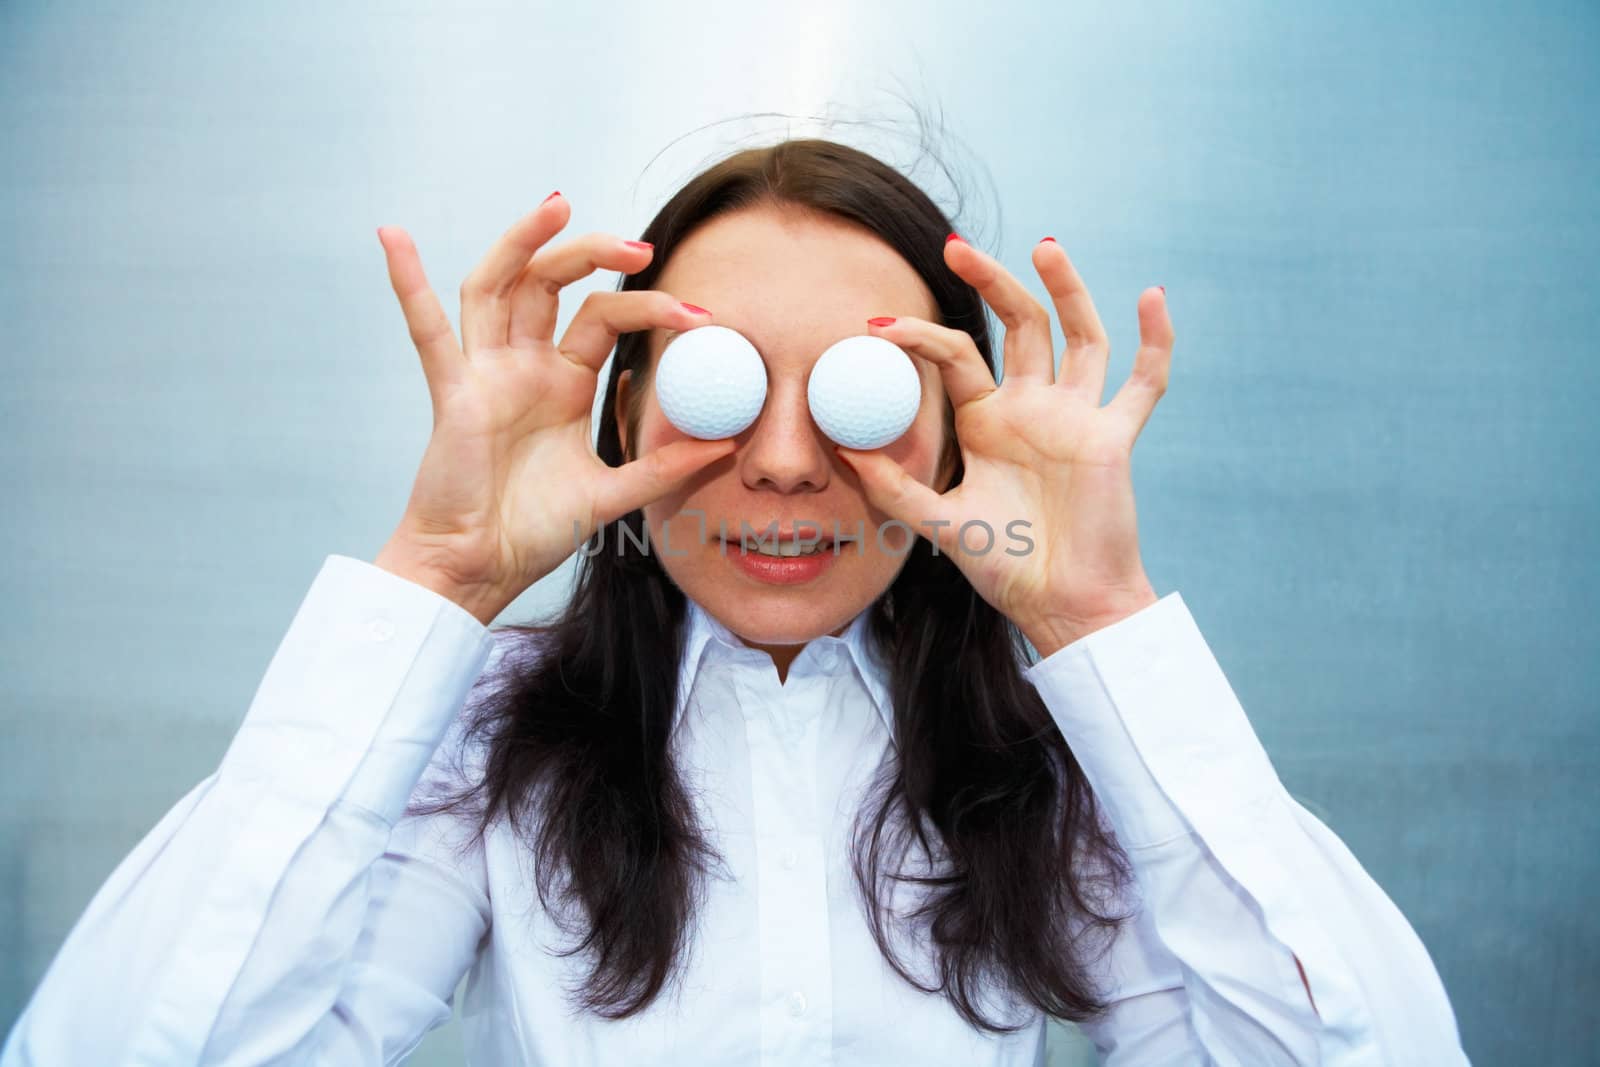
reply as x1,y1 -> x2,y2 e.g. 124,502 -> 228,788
1021,590 -> 1285,850
218,553 -> 499,826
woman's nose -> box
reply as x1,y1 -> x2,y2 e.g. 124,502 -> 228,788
739,381 -> 832,494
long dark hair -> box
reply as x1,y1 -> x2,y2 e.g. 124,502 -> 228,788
410,136 -> 1134,1033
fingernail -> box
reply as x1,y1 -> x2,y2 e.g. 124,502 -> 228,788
1040,236 -> 1057,244
868,317 -> 897,327
1159,285 -> 1166,293
625,240 -> 653,250
542,190 -> 562,203
946,232 -> 965,245
681,302 -> 711,315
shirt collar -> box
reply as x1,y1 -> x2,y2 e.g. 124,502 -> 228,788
676,595 -> 894,735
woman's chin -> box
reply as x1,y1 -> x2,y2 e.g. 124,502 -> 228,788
692,575 -> 875,644
657,538 -> 896,642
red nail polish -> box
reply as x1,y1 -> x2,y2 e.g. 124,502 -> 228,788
542,190 -> 561,203
867,317 -> 896,327
946,232 -> 965,244
625,240 -> 653,250
1041,236 -> 1057,244
681,302 -> 710,315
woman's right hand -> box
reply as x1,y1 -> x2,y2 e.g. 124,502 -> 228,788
370,193 -> 734,625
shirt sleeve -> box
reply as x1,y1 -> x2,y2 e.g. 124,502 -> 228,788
1022,591 -> 1469,1066
1,554 -> 506,1067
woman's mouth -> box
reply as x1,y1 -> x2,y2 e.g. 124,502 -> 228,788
717,527 -> 841,584
718,524 -> 837,555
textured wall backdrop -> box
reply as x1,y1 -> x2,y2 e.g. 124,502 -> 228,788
2,2 -> 1595,1063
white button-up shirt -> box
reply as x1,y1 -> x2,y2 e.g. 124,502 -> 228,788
2,554 -> 1468,1065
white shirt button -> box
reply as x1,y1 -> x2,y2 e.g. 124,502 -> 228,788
779,848 -> 798,870
365,617 -> 396,643
787,990 -> 807,1017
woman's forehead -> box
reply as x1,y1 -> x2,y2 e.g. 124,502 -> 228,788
655,210 -> 937,310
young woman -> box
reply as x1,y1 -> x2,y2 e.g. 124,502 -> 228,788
3,140 -> 1468,1065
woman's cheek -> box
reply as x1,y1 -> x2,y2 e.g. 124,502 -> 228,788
634,415 -> 696,540
885,369 -> 949,485
881,414 -> 944,485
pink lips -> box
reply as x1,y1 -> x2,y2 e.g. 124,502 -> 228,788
725,539 -> 838,586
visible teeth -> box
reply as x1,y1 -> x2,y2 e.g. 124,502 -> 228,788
748,539 -> 828,557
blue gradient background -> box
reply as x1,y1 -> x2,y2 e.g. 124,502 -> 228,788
2,2 -> 1595,1062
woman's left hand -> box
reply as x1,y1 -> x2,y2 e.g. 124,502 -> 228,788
834,235 -> 1174,658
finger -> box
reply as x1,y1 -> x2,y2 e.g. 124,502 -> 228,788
1106,288 -> 1175,438
459,193 -> 571,356
866,316 -> 997,410
557,291 -> 713,374
944,235 -> 1055,385
1033,238 -> 1112,402
833,446 -> 961,554
509,233 -> 658,350
377,226 -> 465,400
592,437 -> 739,527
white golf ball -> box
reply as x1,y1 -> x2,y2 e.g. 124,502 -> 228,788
655,325 -> 768,440
807,335 -> 922,450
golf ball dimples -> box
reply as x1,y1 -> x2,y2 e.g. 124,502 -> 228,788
807,335 -> 921,450
656,325 -> 768,439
